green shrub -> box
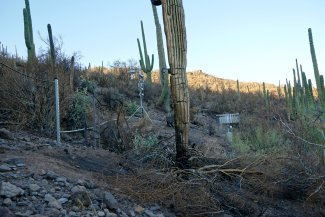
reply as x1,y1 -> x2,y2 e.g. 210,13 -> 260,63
133,131 -> 158,154
66,89 -> 91,129
80,77 -> 97,94
231,133 -> 251,153
124,100 -> 138,116
232,126 -> 287,154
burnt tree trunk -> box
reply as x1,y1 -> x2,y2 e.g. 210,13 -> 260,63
161,0 -> 189,161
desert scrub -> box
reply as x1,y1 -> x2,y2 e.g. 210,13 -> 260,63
124,100 -> 138,116
232,126 -> 287,154
79,77 -> 97,94
66,89 -> 91,129
132,131 -> 159,154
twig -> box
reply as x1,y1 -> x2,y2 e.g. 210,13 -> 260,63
306,180 -> 325,202
276,116 -> 325,148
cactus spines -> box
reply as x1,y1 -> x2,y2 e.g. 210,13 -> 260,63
23,0 -> 36,62
137,20 -> 154,85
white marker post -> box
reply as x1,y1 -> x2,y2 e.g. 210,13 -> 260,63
54,78 -> 61,145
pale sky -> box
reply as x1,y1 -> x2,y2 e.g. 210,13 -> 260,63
1,1 -> 324,85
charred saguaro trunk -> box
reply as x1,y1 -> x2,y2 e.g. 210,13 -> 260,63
161,0 -> 189,162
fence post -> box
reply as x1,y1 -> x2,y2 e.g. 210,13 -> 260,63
54,78 -> 61,145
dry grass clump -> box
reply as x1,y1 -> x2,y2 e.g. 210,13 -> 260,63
108,152 -> 324,216
109,169 -> 222,217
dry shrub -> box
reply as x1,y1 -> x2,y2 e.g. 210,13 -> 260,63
0,47 -> 79,134
109,169 -> 222,217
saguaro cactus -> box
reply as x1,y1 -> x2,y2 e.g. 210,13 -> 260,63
47,24 -> 56,77
161,0 -> 189,162
152,4 -> 172,123
137,21 -> 154,85
308,28 -> 322,103
23,0 -> 36,63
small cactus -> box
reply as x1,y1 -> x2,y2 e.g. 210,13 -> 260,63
23,0 -> 36,62
137,20 -> 154,85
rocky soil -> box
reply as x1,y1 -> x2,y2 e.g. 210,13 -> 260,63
0,128 -> 178,217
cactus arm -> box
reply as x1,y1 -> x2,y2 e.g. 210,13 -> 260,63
47,24 -> 55,64
137,38 -> 144,67
23,9 -> 31,50
308,28 -> 321,103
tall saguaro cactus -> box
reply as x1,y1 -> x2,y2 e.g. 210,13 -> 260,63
23,0 -> 36,63
161,0 -> 189,162
47,24 -> 56,77
308,28 -> 322,103
137,21 -> 154,85
152,4 -> 172,123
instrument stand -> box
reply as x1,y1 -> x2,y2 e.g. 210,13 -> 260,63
127,70 -> 152,123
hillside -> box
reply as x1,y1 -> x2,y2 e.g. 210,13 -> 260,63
152,70 -> 278,94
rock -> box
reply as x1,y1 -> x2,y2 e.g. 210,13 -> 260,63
106,213 -> 118,217
44,193 -> 56,202
56,176 -> 67,182
83,180 -> 96,189
21,137 -> 31,142
0,164 -> 12,172
0,207 -> 14,217
17,201 -> 29,206
69,211 -> 78,217
145,210 -> 158,217
45,170 -> 59,180
129,210 -> 136,217
71,191 -> 91,207
0,128 -> 14,140
150,204 -> 161,211
71,185 -> 87,193
97,211 -> 105,217
44,208 -> 60,216
103,191 -> 118,210
16,163 -> 26,167
3,198 -> 13,206
48,199 -> 62,210
29,183 -> 41,192
4,157 -> 25,166
0,138 -> 5,144
58,197 -> 69,204
15,210 -> 34,217
0,181 -> 25,198
39,169 -> 47,176
134,205 -> 145,214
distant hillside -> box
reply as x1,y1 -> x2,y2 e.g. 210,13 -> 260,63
152,70 -> 278,94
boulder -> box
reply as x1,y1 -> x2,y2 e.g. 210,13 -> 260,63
0,182 -> 24,198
